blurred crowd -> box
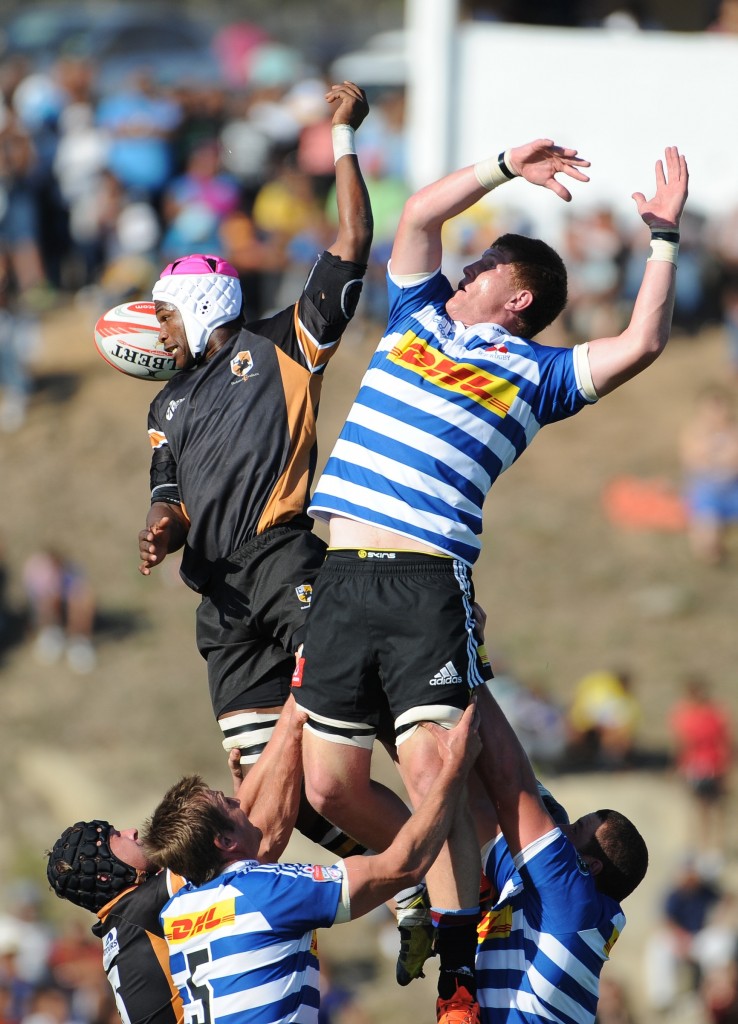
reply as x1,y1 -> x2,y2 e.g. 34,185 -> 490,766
2,22 -> 738,433
0,544 -> 97,675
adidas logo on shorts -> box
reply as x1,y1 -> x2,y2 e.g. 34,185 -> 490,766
429,661 -> 463,686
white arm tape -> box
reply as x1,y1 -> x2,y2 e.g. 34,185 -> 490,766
332,124 -> 356,164
333,859 -> 351,924
473,149 -> 516,191
387,259 -> 441,288
647,238 -> 679,264
574,342 -> 599,402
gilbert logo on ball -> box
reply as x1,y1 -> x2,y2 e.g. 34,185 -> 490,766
94,301 -> 177,381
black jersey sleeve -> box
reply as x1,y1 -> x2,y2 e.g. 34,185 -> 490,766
247,250 -> 367,374
147,400 -> 181,505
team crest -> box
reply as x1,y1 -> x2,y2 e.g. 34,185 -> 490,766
295,584 -> 313,605
230,350 -> 254,381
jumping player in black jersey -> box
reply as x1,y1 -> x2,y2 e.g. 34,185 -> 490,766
137,81 -> 372,860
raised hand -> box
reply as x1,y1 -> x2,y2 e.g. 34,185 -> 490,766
228,747 -> 245,795
422,701 -> 481,775
631,146 -> 688,230
326,80 -> 369,131
507,138 -> 591,202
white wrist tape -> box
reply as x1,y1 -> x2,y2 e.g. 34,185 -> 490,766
647,230 -> 680,265
473,150 -> 517,191
332,124 -> 356,164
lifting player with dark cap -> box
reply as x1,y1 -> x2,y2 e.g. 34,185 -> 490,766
46,697 -> 307,1024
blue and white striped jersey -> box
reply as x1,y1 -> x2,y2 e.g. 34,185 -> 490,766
478,829 -> 625,1024
310,268 -> 596,564
160,859 -> 344,1024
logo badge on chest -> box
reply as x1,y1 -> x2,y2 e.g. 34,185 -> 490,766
230,350 -> 254,381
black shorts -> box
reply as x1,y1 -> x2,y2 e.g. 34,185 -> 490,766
292,550 -> 491,745
196,524 -> 327,718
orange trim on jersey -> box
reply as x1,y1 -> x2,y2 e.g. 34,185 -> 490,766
256,349 -> 320,532
149,429 -> 167,449
293,304 -> 340,374
148,926 -> 184,1024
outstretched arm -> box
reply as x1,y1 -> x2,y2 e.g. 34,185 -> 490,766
474,685 -> 554,858
587,147 -> 688,396
391,138 -> 590,276
341,702 -> 481,920
325,81 -> 373,265
234,696 -> 308,863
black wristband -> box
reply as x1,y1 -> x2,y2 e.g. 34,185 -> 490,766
497,151 -> 515,180
650,229 -> 680,241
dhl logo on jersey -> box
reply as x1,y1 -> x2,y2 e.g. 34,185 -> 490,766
310,931 -> 319,956
477,904 -> 513,943
388,332 -> 519,419
163,899 -> 236,944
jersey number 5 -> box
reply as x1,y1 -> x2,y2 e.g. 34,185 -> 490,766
183,948 -> 213,1024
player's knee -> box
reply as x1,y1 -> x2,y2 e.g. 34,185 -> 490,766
302,767 -> 348,818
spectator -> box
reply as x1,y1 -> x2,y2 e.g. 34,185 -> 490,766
22,548 -> 96,674
0,105 -> 50,306
680,386 -> 738,565
0,252 -> 38,433
95,72 -> 181,206
594,975 -> 638,1024
0,883 -> 53,988
159,139 -> 241,262
644,854 -> 723,1014
0,924 -> 33,1024
562,205 -> 626,343
669,675 -> 733,857
567,668 -> 641,769
20,986 -> 74,1024
488,665 -> 568,772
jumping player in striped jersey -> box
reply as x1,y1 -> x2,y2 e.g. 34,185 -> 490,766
293,141 -> 688,1023
141,703 -> 481,1024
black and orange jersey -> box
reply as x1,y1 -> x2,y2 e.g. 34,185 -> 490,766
147,250 -> 366,592
92,869 -> 185,1024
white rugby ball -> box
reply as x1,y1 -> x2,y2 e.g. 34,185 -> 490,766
94,301 -> 177,381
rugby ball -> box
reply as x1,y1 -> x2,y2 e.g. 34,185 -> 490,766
94,301 -> 177,381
